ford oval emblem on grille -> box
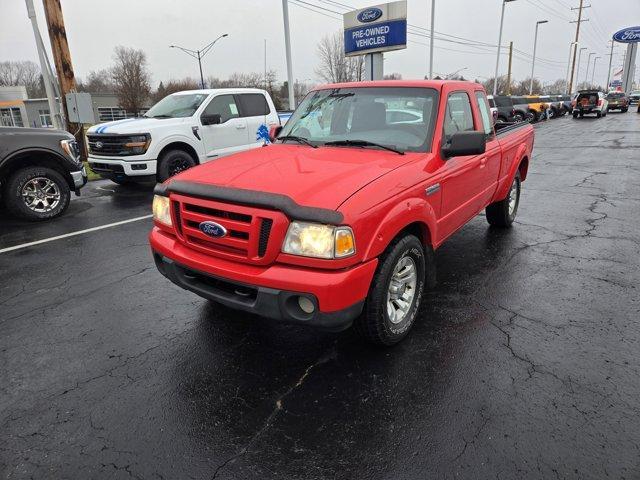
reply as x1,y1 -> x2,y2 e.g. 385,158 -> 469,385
95,141 -> 103,149
357,7 -> 383,23
199,221 -> 227,238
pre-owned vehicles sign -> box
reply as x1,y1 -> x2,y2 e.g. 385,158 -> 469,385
343,1 -> 407,56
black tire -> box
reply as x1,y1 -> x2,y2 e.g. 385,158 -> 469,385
514,112 -> 525,122
572,112 -> 579,118
529,111 -> 539,123
621,108 -> 628,113
596,111 -> 601,118
156,149 -> 197,183
486,172 -> 521,228
4,166 -> 71,221
355,234 -> 433,346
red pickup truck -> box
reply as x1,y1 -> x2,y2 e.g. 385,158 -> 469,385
150,80 -> 534,345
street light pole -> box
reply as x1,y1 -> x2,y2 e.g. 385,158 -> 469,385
591,56 -> 600,86
584,52 -> 595,85
428,0 -> 435,79
282,0 -> 296,110
606,40 -> 615,89
170,34 -> 228,89
529,20 -> 548,94
493,0 -> 516,96
565,42 -> 577,94
575,47 -> 587,90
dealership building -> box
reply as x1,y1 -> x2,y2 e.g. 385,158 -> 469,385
0,86 -> 151,128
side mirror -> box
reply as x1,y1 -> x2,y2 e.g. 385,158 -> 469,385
442,131 -> 486,159
269,125 -> 283,143
201,113 -> 221,126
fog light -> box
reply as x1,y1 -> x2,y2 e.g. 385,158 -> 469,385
297,296 -> 315,314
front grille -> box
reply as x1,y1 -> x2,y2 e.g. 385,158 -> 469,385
87,134 -> 142,156
170,194 -> 287,265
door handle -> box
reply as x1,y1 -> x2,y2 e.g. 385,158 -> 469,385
480,158 -> 487,168
236,124 -> 246,130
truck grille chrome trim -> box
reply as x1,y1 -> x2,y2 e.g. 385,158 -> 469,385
170,193 -> 288,265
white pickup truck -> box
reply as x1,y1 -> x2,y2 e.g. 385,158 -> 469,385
86,88 -> 280,183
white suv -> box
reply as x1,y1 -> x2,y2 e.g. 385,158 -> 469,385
86,88 -> 280,183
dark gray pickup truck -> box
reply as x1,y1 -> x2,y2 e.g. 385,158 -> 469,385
0,127 -> 87,220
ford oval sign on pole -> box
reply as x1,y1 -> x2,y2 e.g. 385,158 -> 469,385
612,27 -> 639,95
343,1 -> 407,57
613,27 -> 640,43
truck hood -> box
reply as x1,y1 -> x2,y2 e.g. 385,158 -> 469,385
87,117 -> 186,134
173,144 -> 419,211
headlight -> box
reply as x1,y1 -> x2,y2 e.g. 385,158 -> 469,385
152,195 -> 172,226
60,139 -> 80,162
124,134 -> 151,154
282,222 -> 355,259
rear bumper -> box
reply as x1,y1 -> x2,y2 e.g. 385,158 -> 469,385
149,228 -> 378,331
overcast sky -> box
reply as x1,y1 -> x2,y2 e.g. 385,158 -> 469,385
1,0 -> 638,89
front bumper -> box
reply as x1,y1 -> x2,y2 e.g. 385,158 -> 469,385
150,227 -> 377,331
70,166 -> 87,190
88,156 -> 157,177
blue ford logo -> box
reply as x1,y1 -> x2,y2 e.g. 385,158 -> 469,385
357,7 -> 383,23
613,26 -> 640,43
199,221 -> 227,238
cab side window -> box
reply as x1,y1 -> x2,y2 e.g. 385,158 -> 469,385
474,92 -> 493,136
237,93 -> 270,117
443,92 -> 474,139
202,94 -> 239,124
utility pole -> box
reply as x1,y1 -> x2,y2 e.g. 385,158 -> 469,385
282,0 -> 295,110
576,47 -> 587,90
42,0 -> 83,151
428,0 -> 435,79
565,42 -> 577,94
567,0 -> 590,95
606,40 -> 614,89
506,41 -> 513,95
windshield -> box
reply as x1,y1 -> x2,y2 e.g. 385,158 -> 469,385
144,93 -> 208,118
607,93 -> 625,99
279,87 -> 439,153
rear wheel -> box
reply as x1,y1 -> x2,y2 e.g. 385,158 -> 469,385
4,166 -> 71,221
572,112 -> 579,118
157,149 -> 197,183
514,112 -> 525,122
596,111 -> 602,118
355,234 -> 431,346
486,172 -> 520,228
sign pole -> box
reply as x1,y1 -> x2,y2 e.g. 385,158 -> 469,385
506,42 -> 513,95
428,0 -> 435,79
282,0 -> 295,110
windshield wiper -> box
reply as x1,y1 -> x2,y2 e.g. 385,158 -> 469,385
324,139 -> 404,155
278,135 -> 317,148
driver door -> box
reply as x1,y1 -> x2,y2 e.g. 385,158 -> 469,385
200,94 -> 248,161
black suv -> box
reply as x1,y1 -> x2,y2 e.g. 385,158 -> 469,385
0,127 -> 87,220
490,95 -> 518,122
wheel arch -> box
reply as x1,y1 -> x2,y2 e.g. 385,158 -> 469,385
157,141 -> 200,165
0,148 -> 74,188
362,198 -> 437,261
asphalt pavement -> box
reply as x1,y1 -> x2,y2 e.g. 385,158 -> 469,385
2,111 -> 640,479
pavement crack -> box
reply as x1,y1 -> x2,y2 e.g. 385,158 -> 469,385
211,346 -> 337,478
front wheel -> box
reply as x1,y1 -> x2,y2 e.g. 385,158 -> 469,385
4,166 -> 71,221
486,172 -> 521,227
156,149 -> 197,183
355,235 -> 431,346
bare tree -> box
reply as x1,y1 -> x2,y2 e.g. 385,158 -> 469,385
152,77 -> 200,102
383,73 -> 402,80
315,32 -> 364,83
480,76 -> 516,96
77,69 -> 116,93
0,60 -> 44,98
542,79 -> 567,94
512,78 -> 543,95
110,46 -> 151,115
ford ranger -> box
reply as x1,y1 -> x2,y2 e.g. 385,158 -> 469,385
86,88 -> 279,184
149,80 -> 534,345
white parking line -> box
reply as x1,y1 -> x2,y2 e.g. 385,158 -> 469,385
0,214 -> 153,254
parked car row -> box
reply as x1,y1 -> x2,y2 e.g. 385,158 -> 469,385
487,94 -> 574,124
